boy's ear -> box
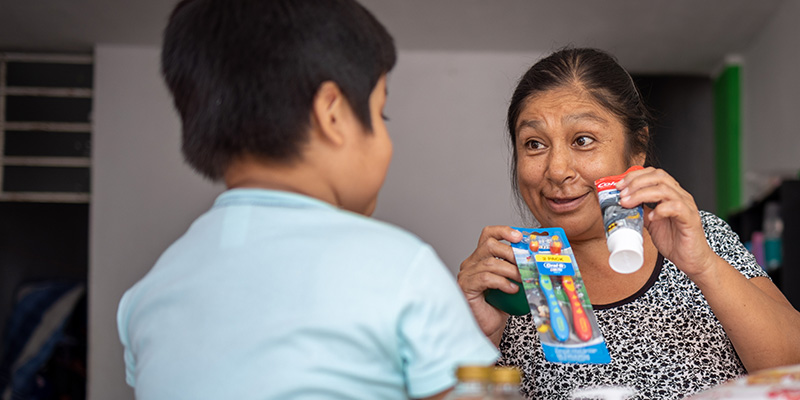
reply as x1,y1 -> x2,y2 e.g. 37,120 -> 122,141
310,81 -> 349,147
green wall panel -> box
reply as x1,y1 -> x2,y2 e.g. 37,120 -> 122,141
713,65 -> 741,220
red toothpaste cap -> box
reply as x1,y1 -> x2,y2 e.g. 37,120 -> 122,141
594,166 -> 644,191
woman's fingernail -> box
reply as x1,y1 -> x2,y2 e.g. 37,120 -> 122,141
620,188 -> 629,197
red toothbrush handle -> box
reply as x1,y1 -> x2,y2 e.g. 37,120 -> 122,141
562,276 -> 593,342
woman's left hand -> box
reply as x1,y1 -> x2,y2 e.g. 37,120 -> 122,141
616,167 -> 716,279
618,168 -> 800,372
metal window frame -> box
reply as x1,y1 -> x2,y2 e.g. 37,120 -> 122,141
0,52 -> 93,203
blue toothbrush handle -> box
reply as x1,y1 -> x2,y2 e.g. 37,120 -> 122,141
539,275 -> 570,342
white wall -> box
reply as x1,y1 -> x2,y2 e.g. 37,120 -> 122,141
89,46 -> 539,399
374,51 -> 537,270
742,0 -> 800,203
90,45 -> 224,400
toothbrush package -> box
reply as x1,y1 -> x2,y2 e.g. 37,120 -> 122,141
510,226 -> 611,364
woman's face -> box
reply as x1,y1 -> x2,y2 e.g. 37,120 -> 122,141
515,86 -> 644,241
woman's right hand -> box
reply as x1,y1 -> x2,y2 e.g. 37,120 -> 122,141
457,226 -> 524,346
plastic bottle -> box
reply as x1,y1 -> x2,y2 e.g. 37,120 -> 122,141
444,365 -> 491,400
750,231 -> 766,269
488,367 -> 525,400
763,201 -> 783,272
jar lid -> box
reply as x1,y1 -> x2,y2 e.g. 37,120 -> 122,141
455,365 -> 491,382
490,366 -> 522,384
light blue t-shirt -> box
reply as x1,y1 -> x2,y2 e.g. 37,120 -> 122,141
117,189 -> 498,399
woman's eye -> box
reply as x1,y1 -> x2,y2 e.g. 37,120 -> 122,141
575,136 -> 595,147
381,113 -> 390,122
525,139 -> 545,150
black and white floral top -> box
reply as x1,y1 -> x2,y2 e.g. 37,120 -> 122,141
498,211 -> 768,399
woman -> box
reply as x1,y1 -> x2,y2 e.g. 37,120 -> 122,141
458,48 -> 800,399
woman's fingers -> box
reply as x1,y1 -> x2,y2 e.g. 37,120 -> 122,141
476,226 -> 523,249
458,256 -> 521,294
462,226 -> 521,275
618,169 -> 701,240
617,167 -> 681,195
485,237 -> 520,266
616,168 -> 715,277
458,226 -> 523,340
459,225 -> 523,299
618,168 -> 694,211
622,184 -> 696,220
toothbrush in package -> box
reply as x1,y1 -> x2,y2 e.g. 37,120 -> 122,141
510,226 -> 611,364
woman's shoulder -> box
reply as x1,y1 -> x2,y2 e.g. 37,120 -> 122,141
698,210 -> 729,231
697,210 -> 768,279
697,209 -> 741,248
698,210 -> 741,241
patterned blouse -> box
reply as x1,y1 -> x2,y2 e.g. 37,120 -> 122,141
497,211 -> 768,399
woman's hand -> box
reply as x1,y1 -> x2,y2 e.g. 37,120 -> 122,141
457,226 -> 523,346
616,167 -> 716,281
618,168 -> 800,371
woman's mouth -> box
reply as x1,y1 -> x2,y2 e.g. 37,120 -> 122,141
545,192 -> 590,212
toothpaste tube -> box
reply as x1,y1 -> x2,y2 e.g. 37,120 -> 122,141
594,166 -> 645,274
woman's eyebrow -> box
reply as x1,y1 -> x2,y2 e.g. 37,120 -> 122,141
517,119 -> 543,132
518,112 -> 609,132
563,112 -> 609,126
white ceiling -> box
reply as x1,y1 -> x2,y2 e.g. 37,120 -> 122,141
0,0 -> 787,74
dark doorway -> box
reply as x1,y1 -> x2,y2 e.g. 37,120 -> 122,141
633,75 -> 716,214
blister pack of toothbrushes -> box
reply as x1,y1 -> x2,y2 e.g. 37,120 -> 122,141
510,226 -> 611,364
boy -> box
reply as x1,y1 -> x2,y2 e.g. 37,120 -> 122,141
116,0 -> 499,399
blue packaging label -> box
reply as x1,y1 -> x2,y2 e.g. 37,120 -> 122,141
541,342 -> 612,364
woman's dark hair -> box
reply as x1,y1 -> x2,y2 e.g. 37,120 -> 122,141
506,47 -> 653,195
162,0 -> 397,180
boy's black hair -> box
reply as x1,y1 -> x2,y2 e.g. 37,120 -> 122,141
162,0 -> 397,180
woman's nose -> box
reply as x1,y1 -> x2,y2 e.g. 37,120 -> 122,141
546,144 -> 575,184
